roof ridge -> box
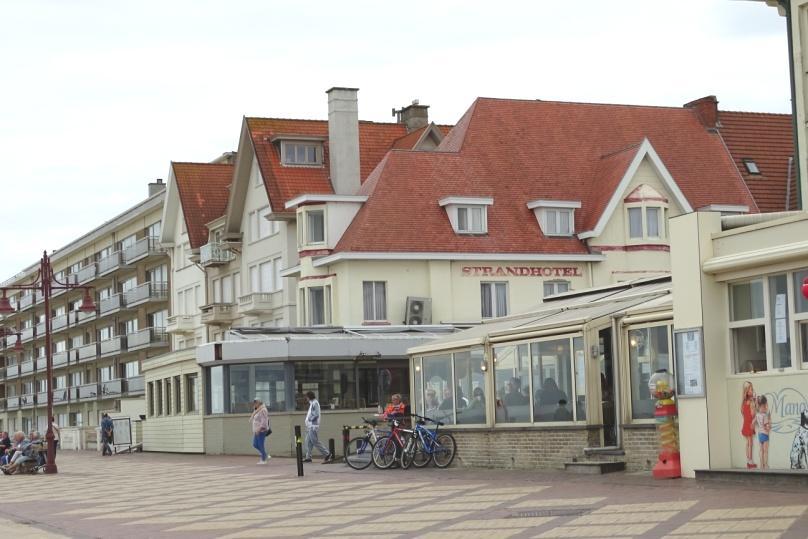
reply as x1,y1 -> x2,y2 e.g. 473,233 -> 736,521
719,109 -> 791,117
245,116 -> 408,127
172,161 -> 234,166
476,96 -> 693,111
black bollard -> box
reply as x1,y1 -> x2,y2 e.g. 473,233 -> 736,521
294,425 -> 304,477
342,426 -> 350,464
328,438 -> 336,463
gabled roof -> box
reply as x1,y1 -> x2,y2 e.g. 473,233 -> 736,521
718,110 -> 795,212
334,97 -> 759,255
245,118 -> 442,213
172,162 -> 234,249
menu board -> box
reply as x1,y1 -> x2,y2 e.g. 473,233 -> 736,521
674,328 -> 705,398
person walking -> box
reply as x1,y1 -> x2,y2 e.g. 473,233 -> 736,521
250,398 -> 271,464
50,416 -> 61,453
303,391 -> 333,463
100,413 -> 114,456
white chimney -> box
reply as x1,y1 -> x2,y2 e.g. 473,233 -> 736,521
326,87 -> 361,195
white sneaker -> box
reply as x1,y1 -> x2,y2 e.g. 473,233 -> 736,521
266,455 -> 271,460
257,459 -> 267,465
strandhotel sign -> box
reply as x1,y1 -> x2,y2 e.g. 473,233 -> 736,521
461,266 -> 583,277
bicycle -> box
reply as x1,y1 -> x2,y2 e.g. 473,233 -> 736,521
345,417 -> 389,470
371,416 -> 413,469
400,414 -> 457,469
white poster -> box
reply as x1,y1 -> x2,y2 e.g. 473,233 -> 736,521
675,329 -> 705,397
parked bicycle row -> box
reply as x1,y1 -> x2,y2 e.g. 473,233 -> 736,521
344,413 -> 457,470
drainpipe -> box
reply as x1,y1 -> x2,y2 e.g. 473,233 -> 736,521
611,314 -> 624,449
786,156 -> 794,210
781,0 -> 802,208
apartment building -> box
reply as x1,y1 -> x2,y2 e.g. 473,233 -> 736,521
0,181 -> 169,442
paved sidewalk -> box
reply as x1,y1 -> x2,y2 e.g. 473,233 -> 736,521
0,452 -> 806,538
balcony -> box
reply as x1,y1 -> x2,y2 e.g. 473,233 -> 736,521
126,375 -> 145,395
7,397 -> 19,410
99,294 -> 126,316
6,365 -> 18,379
20,360 -> 34,375
124,281 -> 168,307
52,313 -> 69,333
166,315 -> 196,334
97,252 -> 125,277
35,357 -> 45,371
200,303 -> 237,326
77,342 -> 99,362
34,291 -> 44,305
52,274 -> 78,297
124,236 -> 163,264
53,350 -> 69,367
77,383 -> 99,401
99,336 -> 127,358
35,321 -> 45,337
76,263 -> 97,284
0,367 -> 5,379
127,327 -> 168,351
238,291 -> 282,315
74,308 -> 97,325
20,326 -> 34,343
53,388 -> 69,403
200,242 -> 235,267
20,394 -> 35,408
19,295 -> 33,311
37,391 -> 47,404
101,379 -> 124,397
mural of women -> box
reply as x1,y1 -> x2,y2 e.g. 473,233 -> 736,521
741,381 -> 757,469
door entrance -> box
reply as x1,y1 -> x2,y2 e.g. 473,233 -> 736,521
599,327 -> 618,447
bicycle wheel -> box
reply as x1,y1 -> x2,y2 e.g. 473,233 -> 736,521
372,435 -> 398,469
345,436 -> 373,470
401,436 -> 431,469
432,433 -> 457,468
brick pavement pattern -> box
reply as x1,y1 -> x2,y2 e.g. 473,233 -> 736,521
0,452 -> 806,538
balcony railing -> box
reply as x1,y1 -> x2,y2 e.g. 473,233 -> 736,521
19,295 -> 33,311
52,274 -> 77,297
75,308 -> 97,325
35,321 -> 45,336
0,367 -> 5,379
53,388 -> 69,403
20,326 -> 34,342
200,242 -> 236,267
34,291 -> 44,305
200,303 -> 237,326
35,357 -> 45,371
20,360 -> 34,375
97,252 -> 124,276
127,327 -> 168,351
6,365 -> 19,378
53,350 -> 69,367
20,394 -> 35,408
166,315 -> 196,334
77,342 -> 99,362
52,313 -> 69,332
76,263 -> 97,284
99,294 -> 125,315
7,397 -> 19,410
37,391 -> 47,403
238,291 -> 282,315
126,375 -> 145,394
124,281 -> 168,307
78,383 -> 99,400
99,336 -> 126,357
101,379 -> 124,397
123,236 -> 162,264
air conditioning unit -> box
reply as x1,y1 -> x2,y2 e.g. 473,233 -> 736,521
405,297 -> 432,325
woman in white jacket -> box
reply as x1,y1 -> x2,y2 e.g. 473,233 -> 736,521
250,398 -> 271,464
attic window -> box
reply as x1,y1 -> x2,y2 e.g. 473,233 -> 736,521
743,159 -> 760,175
439,196 -> 494,235
281,141 -> 322,166
527,200 -> 581,237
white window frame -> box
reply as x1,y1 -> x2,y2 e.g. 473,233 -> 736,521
625,203 -> 667,242
542,208 -> 574,236
304,285 -> 331,326
298,208 -> 326,247
456,206 -> 487,234
727,278 -> 770,375
280,141 -> 322,167
543,280 -> 571,298
362,281 -> 387,322
481,281 -> 509,319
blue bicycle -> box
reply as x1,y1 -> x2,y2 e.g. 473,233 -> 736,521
400,414 -> 456,469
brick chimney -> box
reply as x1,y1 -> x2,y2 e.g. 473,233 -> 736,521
148,178 -> 165,197
684,96 -> 719,130
326,87 -> 361,195
394,100 -> 429,132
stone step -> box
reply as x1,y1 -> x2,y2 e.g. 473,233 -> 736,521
564,460 -> 626,474
695,468 -> 808,488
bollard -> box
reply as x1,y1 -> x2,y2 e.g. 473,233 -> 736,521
294,425 -> 304,477
342,426 -> 350,464
328,438 -> 336,463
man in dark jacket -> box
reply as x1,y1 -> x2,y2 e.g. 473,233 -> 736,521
100,413 -> 114,456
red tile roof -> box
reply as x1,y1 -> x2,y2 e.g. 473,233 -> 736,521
718,111 -> 795,212
172,162 -> 234,249
246,118 -> 439,212
336,98 -> 759,255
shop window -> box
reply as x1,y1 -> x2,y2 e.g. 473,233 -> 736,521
165,379 -> 173,415
481,282 -> 508,318
174,376 -> 181,414
628,325 -> 671,419
209,366 -> 225,414
423,354 -> 455,425
357,360 -> 408,410
454,349 -> 487,425
729,280 -> 767,373
185,374 -> 198,414
413,357 -> 424,419
532,339 -> 574,422
155,380 -> 163,416
229,365 -> 251,413
493,344 -> 531,423
294,361 -> 356,411
573,337 -> 586,420
769,274 -> 791,369
255,364 -> 286,411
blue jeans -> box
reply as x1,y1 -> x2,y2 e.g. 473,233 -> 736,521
252,431 -> 268,461
305,427 -> 329,458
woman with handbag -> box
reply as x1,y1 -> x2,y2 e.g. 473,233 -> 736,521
250,398 -> 271,464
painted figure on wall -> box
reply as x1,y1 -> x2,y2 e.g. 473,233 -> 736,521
755,395 -> 771,469
741,381 -> 757,469
790,412 -> 808,469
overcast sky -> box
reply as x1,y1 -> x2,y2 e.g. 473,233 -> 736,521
0,0 -> 790,279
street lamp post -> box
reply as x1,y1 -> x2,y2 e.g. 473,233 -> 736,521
0,251 -> 95,474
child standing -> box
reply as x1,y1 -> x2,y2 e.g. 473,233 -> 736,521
740,381 -> 757,469
756,395 -> 772,470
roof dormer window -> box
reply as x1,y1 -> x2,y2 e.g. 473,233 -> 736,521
281,141 -> 322,166
527,200 -> 581,237
742,158 -> 760,175
439,196 -> 493,235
